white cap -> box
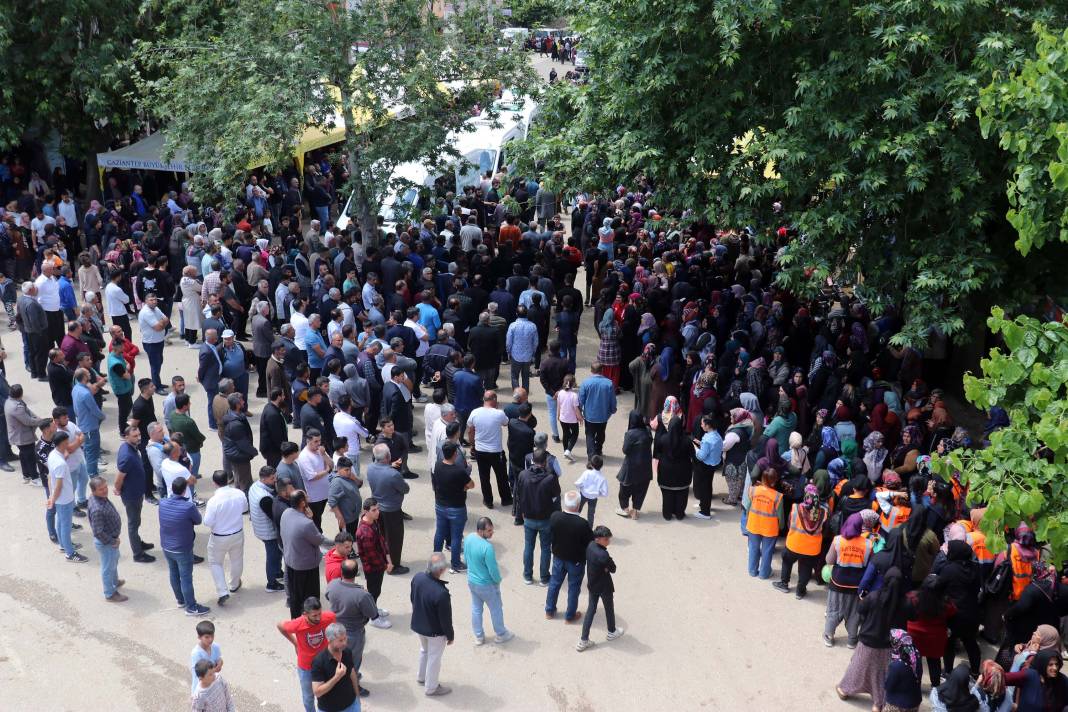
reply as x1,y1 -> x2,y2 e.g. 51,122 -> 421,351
222,329 -> 235,338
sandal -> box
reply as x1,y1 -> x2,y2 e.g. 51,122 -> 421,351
835,686 -> 848,701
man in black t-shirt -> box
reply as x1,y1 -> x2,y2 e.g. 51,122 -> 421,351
431,442 -> 473,573
127,378 -> 158,503
310,623 -> 360,711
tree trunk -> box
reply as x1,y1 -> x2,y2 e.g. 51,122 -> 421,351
353,183 -> 379,251
84,149 -> 102,203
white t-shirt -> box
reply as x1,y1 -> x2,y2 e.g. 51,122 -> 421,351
467,407 -> 508,453
297,447 -> 330,503
138,305 -> 167,344
104,282 -> 130,317
405,319 -> 429,357
61,421 -> 84,469
34,274 -> 60,311
290,311 -> 310,350
31,215 -> 55,239
161,458 -> 193,500
48,449 -> 74,505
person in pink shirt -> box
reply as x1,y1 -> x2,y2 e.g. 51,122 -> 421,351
556,374 -> 583,462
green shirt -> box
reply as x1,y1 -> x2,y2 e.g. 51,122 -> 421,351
106,352 -> 134,396
463,532 -> 501,586
170,411 -> 206,453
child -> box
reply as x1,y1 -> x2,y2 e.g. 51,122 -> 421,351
556,374 -> 582,462
576,526 -> 624,652
189,620 -> 223,694
575,455 -> 608,525
190,658 -> 235,712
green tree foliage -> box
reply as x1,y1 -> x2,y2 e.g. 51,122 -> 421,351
519,0 -> 1068,347
507,0 -> 561,28
979,24 -> 1068,257
932,309 -> 1068,561
138,0 -> 531,239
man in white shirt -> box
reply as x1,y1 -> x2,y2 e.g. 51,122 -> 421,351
30,209 -> 55,240
57,193 -> 78,228
428,404 -> 455,472
333,398 -> 368,478
290,303 -> 310,351
34,259 -> 64,348
104,270 -> 132,338
55,408 -> 88,513
202,470 -> 249,606
47,431 -> 88,562
161,442 -> 198,501
465,391 -> 512,509
138,292 -> 170,393
296,429 -> 333,532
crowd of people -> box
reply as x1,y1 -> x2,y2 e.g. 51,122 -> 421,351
1,145 -> 1065,712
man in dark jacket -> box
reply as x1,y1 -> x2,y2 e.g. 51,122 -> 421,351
197,329 -> 224,430
221,393 -> 257,492
576,526 -> 623,651
409,553 -> 453,697
516,450 -> 561,585
382,369 -> 414,440
467,313 -> 501,390
538,341 -> 572,443
260,388 -> 289,468
506,403 -> 536,523
545,490 -> 593,622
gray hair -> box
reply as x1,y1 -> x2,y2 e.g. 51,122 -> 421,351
442,323 -> 454,336
147,422 -> 164,436
281,324 -> 295,337
227,392 -> 243,409
440,403 -> 455,416
21,281 -> 33,292
562,490 -> 581,512
257,301 -> 270,314
372,443 -> 391,463
218,378 -> 235,394
427,552 -> 448,575
324,622 -> 347,642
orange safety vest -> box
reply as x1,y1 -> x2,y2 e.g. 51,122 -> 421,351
746,485 -> 783,538
880,505 -> 911,532
831,535 -> 873,589
971,530 -> 995,565
1010,543 -> 1034,601
786,507 -> 823,556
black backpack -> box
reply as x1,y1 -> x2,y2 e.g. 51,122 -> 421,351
982,554 -> 1012,602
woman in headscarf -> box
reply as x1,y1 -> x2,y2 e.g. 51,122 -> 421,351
721,407 -> 754,506
744,466 -> 784,578
815,425 -> 841,470
904,573 -> 956,686
1001,649 -> 1068,712
596,308 -> 622,389
784,431 -> 811,477
652,396 -> 692,521
883,629 -> 923,712
649,345 -> 681,420
1002,562 -> 1062,669
762,391 -> 797,446
636,312 -> 658,346
619,293 -> 642,392
787,368 -> 811,436
836,566 -> 903,710
739,391 -> 764,440
825,512 -> 872,648
976,661 -> 1010,712
628,343 -> 657,419
929,663 -> 983,712
835,403 -> 858,443
937,539 -> 983,677
863,431 -> 888,482
179,264 -> 202,345
884,390 -> 907,422
891,425 -> 923,477
903,504 -> 942,585
616,410 -> 654,520
774,483 -> 827,598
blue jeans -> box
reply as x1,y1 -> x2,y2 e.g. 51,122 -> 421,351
94,538 -> 120,598
545,557 -> 584,618
189,451 -> 202,477
70,463 -> 88,506
469,582 -> 507,638
297,667 -> 315,712
747,533 -> 776,579
143,341 -> 165,389
41,475 -> 57,540
55,501 -> 75,557
164,549 -> 198,610
264,538 -> 283,585
523,517 -> 552,582
545,394 -> 559,437
84,429 -> 101,478
559,344 -> 576,368
314,204 -> 330,228
433,505 -> 467,569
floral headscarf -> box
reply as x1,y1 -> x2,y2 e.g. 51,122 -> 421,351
979,660 -> 1005,698
891,629 -> 922,682
796,484 -> 827,534
820,426 -> 840,453
661,396 -> 681,425
637,312 -> 656,335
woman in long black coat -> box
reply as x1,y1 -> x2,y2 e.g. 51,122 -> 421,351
653,397 -> 693,521
617,410 -> 653,519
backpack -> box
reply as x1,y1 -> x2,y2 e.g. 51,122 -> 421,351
982,553 -> 1012,602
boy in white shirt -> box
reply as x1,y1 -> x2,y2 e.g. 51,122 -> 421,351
574,454 -> 608,526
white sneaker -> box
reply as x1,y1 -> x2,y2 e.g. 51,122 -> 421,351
606,627 -> 625,641
474,635 -> 485,646
494,631 -> 515,644
694,512 -> 713,520
575,639 -> 593,652
377,607 -> 390,617
614,507 -> 629,518
563,450 -> 573,462
370,617 -> 392,629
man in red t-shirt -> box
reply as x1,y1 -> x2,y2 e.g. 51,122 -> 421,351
277,596 -> 337,712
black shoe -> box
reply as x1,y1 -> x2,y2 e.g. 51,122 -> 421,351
401,471 -> 419,480
134,553 -> 156,563
484,501 -> 494,509
501,499 -> 514,508
359,687 -> 370,698
217,594 -> 229,606
388,565 -> 410,575
142,542 -> 155,551
266,582 -> 285,592
49,534 -> 58,544
400,511 -> 413,521
192,554 -> 205,564
772,581 -> 790,593
72,508 -> 86,518
513,518 -> 524,526
71,522 -> 82,530
795,588 -> 807,600
408,444 -> 422,453
145,495 -> 159,505
551,435 -> 561,443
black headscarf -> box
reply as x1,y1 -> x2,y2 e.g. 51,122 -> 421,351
904,503 -> 930,552
1031,650 -> 1068,712
627,409 -> 646,431
935,663 -> 979,712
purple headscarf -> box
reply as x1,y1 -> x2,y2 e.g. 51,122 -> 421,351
840,512 -> 864,539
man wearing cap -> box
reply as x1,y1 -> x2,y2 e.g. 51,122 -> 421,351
220,329 -> 249,400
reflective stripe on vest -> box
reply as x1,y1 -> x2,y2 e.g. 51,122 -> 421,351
1010,545 -> 1033,600
971,531 -> 994,564
746,486 -> 782,537
835,535 -> 873,568
786,508 -> 823,556
880,505 -> 910,532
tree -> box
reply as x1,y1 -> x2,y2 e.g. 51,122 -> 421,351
979,24 -> 1068,258
138,0 -> 532,240
518,0 -> 1068,347
932,308 -> 1068,562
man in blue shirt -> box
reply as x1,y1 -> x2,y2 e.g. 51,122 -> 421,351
692,415 -> 724,520
452,355 -> 484,439
72,368 -> 105,478
577,362 -> 616,459
160,476 -> 210,616
505,306 -> 539,391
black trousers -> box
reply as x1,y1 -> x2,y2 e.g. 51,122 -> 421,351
263,450 -> 281,469
618,480 -> 650,510
780,548 -> 819,590
45,309 -> 64,349
944,616 -> 982,676
123,498 -> 145,556
473,450 -> 511,506
580,590 -> 615,640
286,566 -> 321,619
692,460 -> 716,515
561,422 -> 579,452
379,509 -> 405,567
477,366 -> 498,391
365,570 -> 384,602
112,313 -> 131,340
309,499 -> 327,532
254,355 -> 269,396
17,443 -> 37,480
26,332 -> 47,377
584,421 -> 606,459
116,392 -> 132,437
660,487 -> 688,520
